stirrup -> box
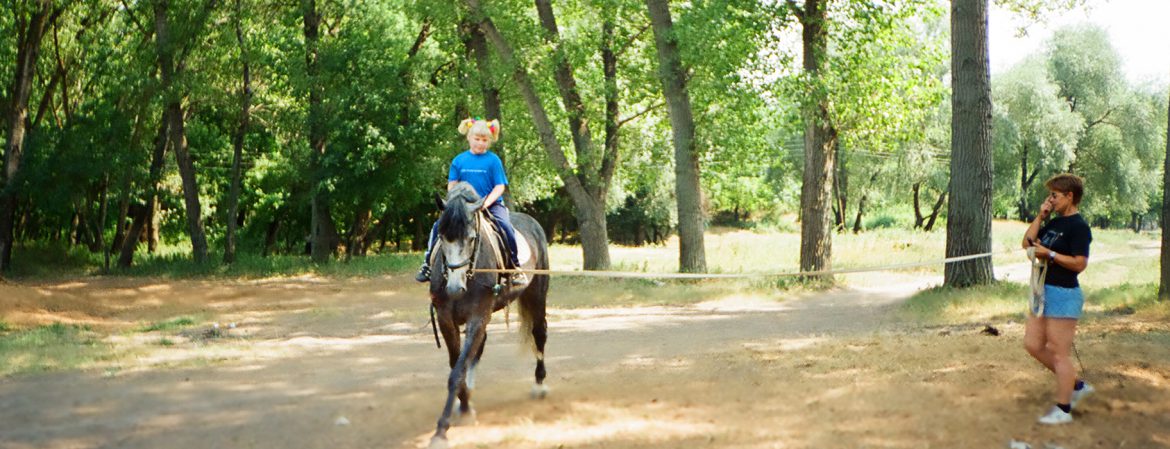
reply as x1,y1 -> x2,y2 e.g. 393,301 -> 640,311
510,271 -> 529,287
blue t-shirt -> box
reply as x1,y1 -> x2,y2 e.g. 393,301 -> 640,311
448,150 -> 507,205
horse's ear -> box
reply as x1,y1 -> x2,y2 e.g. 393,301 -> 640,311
434,192 -> 445,211
470,198 -> 485,212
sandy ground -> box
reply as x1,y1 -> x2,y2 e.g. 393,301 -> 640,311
1,273 -> 1168,449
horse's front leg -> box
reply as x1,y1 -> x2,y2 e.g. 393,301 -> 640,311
430,317 -> 487,449
455,321 -> 490,426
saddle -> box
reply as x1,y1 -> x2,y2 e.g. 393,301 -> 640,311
476,209 -> 531,270
478,210 -> 513,269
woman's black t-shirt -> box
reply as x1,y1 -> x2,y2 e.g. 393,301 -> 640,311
1037,213 -> 1092,288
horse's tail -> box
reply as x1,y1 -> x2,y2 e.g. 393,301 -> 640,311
517,296 -> 538,356
513,212 -> 549,357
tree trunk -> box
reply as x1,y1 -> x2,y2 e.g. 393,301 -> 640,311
111,195 -> 129,256
925,189 -> 947,232
1,1 -> 60,273
833,143 -> 847,232
913,182 -> 925,228
119,118 -> 170,268
303,0 -> 339,262
944,0 -> 995,287
155,0 -> 209,263
468,0 -> 613,270
1159,87 -> 1170,301
461,18 -> 502,162
263,210 -> 281,257
147,198 -> 159,253
645,0 -> 706,273
345,208 -> 371,260
91,180 -> 109,253
795,0 -> 836,280
224,0 -> 252,264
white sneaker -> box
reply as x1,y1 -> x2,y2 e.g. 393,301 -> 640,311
1038,406 -> 1073,425
1071,383 -> 1095,408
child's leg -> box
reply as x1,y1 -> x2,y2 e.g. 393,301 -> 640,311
423,221 -> 440,263
486,203 -> 520,267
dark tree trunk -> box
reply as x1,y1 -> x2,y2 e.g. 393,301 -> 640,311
119,118 -> 170,268
303,0 -> 339,262
833,143 -> 847,232
1,2 -> 61,273
155,0 -> 209,263
146,198 -> 159,253
263,210 -> 282,257
224,0 -> 252,264
468,0 -> 614,270
793,0 -> 836,280
1016,144 -> 1040,221
925,189 -> 947,232
851,169 -> 881,234
112,195 -> 129,255
1160,87 -> 1170,301
945,0 -> 995,287
345,208 -> 371,260
645,0 -> 706,273
92,179 -> 109,254
461,18 -> 502,162
913,182 -> 925,229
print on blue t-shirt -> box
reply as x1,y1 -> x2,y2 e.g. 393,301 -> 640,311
448,150 -> 508,205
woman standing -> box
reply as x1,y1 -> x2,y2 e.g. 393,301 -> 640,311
1021,173 -> 1094,425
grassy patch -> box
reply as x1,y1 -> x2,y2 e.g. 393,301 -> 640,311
900,282 -> 1030,324
0,323 -> 111,377
903,281 -> 1170,325
3,240 -> 420,280
0,320 -> 10,333
140,316 -> 198,332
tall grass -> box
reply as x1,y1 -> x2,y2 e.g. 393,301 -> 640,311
0,323 -> 111,377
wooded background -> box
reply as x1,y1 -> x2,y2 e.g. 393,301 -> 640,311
1,0 -> 1167,289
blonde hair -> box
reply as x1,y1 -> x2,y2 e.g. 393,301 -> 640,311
458,118 -> 500,142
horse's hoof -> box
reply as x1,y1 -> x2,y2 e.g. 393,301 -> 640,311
530,383 -> 549,399
427,436 -> 449,449
452,408 -> 477,426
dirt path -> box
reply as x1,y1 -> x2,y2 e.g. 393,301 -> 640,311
1,272 -> 1168,449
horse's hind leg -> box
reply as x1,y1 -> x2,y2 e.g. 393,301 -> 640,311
522,291 -> 549,399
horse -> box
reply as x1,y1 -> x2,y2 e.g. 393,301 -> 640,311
426,182 -> 550,449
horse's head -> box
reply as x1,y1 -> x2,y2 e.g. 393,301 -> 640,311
434,182 -> 485,298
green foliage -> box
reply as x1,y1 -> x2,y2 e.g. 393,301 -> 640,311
991,56 -> 1082,219
2,0 -> 1166,278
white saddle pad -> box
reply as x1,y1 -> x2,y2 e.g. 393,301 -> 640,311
516,234 -> 531,267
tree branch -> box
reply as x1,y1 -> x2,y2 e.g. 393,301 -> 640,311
618,101 -> 663,127
615,23 -> 650,58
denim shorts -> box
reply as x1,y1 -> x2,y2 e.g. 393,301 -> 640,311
1037,284 -> 1084,319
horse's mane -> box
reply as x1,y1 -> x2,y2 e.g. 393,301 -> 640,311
437,182 -> 481,241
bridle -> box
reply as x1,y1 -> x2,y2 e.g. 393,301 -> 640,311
442,208 -> 482,283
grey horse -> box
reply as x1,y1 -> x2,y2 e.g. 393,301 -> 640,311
426,182 -> 550,449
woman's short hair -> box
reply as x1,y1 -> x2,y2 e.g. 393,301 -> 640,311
1045,173 -> 1084,205
458,118 -> 500,142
